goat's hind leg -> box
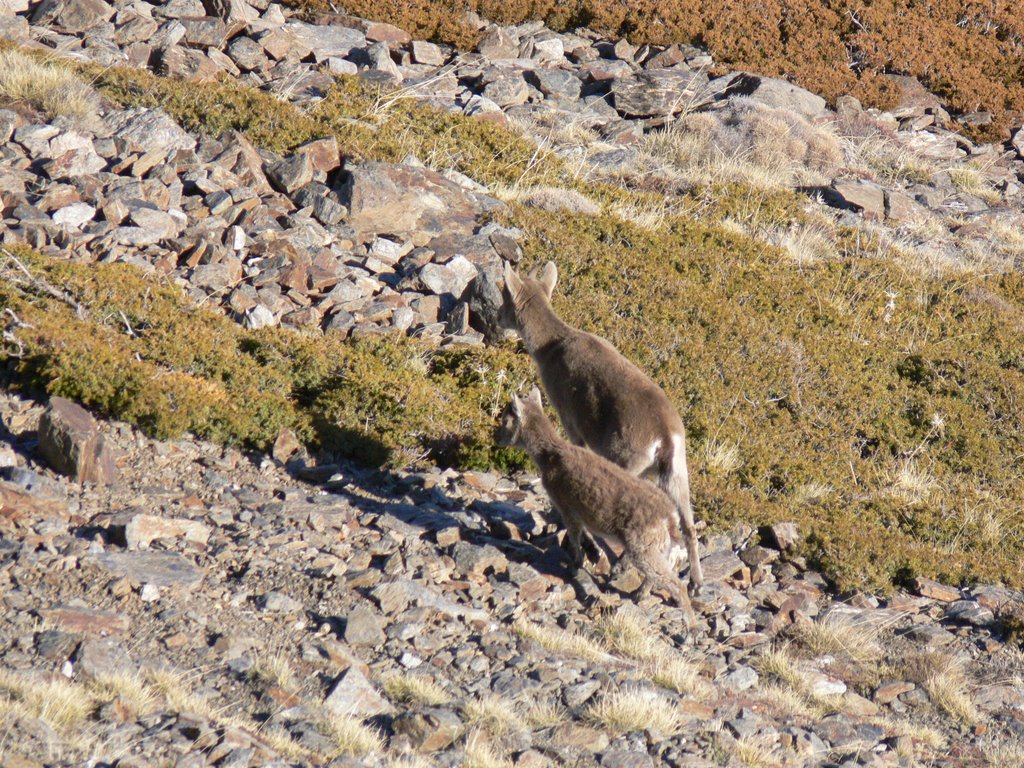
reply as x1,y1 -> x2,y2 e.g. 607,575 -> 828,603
552,503 -> 590,570
627,539 -> 698,629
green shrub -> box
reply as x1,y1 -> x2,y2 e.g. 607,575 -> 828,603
0,248 -> 532,470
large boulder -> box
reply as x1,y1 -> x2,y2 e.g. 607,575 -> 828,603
720,72 -> 828,118
103,108 -> 196,155
459,265 -> 507,343
37,397 -> 118,485
32,0 -> 114,32
611,69 -> 710,117
340,160 -> 505,244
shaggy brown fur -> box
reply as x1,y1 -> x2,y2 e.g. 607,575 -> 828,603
498,261 -> 704,592
497,388 -> 697,626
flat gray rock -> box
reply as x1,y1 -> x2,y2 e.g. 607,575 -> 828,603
87,551 -> 204,588
103,108 -> 197,154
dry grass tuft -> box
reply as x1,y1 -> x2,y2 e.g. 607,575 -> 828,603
387,756 -> 435,768
645,655 -> 709,698
382,674 -> 450,706
462,693 -> 518,737
0,669 -> 94,731
594,611 -> 660,662
463,730 -> 514,768
980,735 -> 1024,767
89,672 -> 159,717
790,481 -> 835,506
768,222 -> 838,265
586,689 -> 683,736
701,439 -> 742,477
320,713 -> 383,758
887,460 -> 938,505
250,651 -> 296,691
872,714 -> 946,753
847,136 -> 936,185
513,618 -> 612,662
948,164 -> 1002,205
755,681 -> 824,720
145,668 -> 220,720
520,698 -> 568,729
732,733 -> 780,767
793,612 -> 883,664
498,184 -> 602,216
756,647 -> 806,691
638,100 -> 841,192
593,611 -> 710,698
904,651 -> 978,724
0,49 -> 100,124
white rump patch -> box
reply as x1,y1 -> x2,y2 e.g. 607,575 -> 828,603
671,433 -> 687,474
646,438 -> 662,466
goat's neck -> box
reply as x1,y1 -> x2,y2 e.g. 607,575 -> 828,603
516,294 -> 571,354
519,414 -> 564,464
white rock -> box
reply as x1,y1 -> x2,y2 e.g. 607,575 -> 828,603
463,95 -> 503,117
244,304 -> 277,330
809,673 -> 847,697
533,37 -> 564,61
140,583 -> 160,602
228,225 -> 246,251
52,202 -> 96,229
368,236 -> 403,265
399,652 -> 422,669
325,57 -> 358,75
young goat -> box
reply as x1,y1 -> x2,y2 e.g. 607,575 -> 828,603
497,388 -> 697,625
498,261 -> 704,592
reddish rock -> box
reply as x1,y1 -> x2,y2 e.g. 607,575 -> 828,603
38,397 -> 118,485
124,514 -> 211,550
39,605 -> 129,636
435,527 -> 461,547
828,180 -> 886,221
913,576 -> 961,602
296,137 -> 340,173
341,160 -> 505,242
874,681 -> 915,704
323,665 -> 393,717
364,20 -> 411,46
0,482 -> 68,531
768,521 -> 799,551
727,631 -> 769,649
32,0 -> 114,33
476,27 -> 517,59
159,46 -> 223,80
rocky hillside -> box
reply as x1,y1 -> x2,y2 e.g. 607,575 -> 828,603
306,0 -> 1024,141
1,0 -> 1024,766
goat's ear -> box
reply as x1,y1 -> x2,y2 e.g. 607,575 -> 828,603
510,393 -> 523,418
539,261 -> 558,298
503,261 -> 522,297
527,386 -> 543,407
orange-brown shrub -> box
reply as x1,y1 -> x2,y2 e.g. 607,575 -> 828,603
292,0 -> 1024,140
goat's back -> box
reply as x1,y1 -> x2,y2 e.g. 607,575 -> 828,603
539,439 -> 677,538
533,328 -> 683,463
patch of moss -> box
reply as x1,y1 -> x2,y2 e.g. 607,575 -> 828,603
0,248 -> 532,470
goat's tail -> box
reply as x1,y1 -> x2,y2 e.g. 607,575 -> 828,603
658,432 -> 704,591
